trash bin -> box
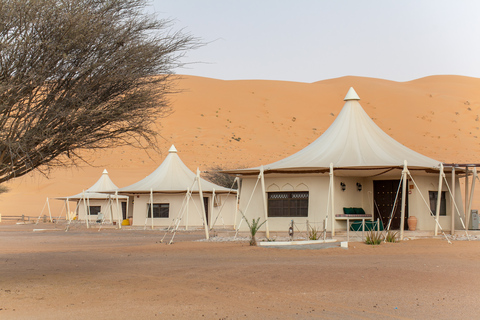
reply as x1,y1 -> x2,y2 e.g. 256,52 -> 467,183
471,210 -> 479,230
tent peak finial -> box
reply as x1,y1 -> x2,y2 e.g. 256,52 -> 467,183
169,145 -> 177,153
344,87 -> 360,101
102,169 -> 108,174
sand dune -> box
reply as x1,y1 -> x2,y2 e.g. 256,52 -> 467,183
1,75 -> 480,217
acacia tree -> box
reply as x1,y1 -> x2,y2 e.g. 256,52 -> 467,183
0,0 -> 198,183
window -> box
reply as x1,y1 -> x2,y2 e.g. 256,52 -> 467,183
429,191 -> 446,216
268,192 -> 309,217
147,203 -> 169,218
88,206 -> 101,215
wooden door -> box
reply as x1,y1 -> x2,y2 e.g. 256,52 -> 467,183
203,197 -> 209,225
373,180 -> 408,230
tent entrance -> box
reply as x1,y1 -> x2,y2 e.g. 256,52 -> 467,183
373,180 -> 408,230
121,202 -> 127,220
203,197 -> 209,225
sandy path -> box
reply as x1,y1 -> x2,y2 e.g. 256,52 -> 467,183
1,224 -> 479,319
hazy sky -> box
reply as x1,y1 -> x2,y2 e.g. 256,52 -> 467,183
149,0 -> 480,83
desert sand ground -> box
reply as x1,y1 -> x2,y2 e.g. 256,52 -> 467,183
2,75 -> 480,218
1,222 -> 480,320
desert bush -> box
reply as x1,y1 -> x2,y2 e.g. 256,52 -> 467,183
365,230 -> 383,245
307,224 -> 320,240
384,231 -> 399,243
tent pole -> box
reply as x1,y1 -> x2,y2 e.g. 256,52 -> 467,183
400,161 -> 408,240
451,167 -> 456,235
329,163 -> 335,237
86,193 -> 92,228
82,191 -> 89,229
210,188 -> 215,229
260,165 -> 270,239
108,195 -> 114,226
115,191 -> 121,228
66,200 -> 71,222
233,177 -> 240,230
466,167 -> 477,230
116,192 -> 122,229
197,168 -> 209,240
435,164 -> 444,236
185,187 -> 190,230
46,197 -> 52,222
150,189 -> 154,230
465,167 -> 470,226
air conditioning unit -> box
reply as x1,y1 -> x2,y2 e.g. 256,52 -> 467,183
471,210 -> 479,230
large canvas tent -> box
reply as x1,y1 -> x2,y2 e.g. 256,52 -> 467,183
116,145 -> 237,232
224,88 -> 467,239
56,169 -> 128,224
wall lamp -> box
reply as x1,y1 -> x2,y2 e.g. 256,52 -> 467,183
356,183 -> 362,192
340,182 -> 346,191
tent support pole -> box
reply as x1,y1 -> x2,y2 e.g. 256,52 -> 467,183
451,167 -> 456,235
185,187 -> 190,230
466,167 -> 477,230
115,191 -> 121,228
197,168 -> 209,240
82,191 -> 89,229
260,165 -> 270,239
150,189 -> 154,230
66,200 -> 71,222
465,167 -> 470,227
86,193 -> 92,227
435,164 -> 444,236
108,195 -> 114,225
400,161 -> 408,240
210,188 -> 215,229
330,163 -> 335,237
234,177 -> 240,230
46,198 -> 52,222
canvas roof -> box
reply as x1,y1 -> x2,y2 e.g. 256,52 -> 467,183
56,169 -> 128,200
224,87 -> 442,176
116,145 -> 236,194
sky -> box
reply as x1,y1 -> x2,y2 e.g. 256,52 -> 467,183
149,0 -> 480,83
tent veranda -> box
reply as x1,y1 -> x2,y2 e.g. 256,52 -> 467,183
223,88 -> 469,240
55,169 -> 128,225
115,145 -> 238,235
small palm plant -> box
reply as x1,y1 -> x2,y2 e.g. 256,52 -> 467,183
245,217 -> 267,246
239,210 -> 267,246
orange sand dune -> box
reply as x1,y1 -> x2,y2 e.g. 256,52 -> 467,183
2,75 -> 480,217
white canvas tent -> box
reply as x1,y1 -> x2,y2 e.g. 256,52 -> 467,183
224,88 -> 467,239
56,169 -> 128,225
116,145 -> 237,233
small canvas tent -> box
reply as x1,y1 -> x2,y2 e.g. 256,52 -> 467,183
116,145 -> 237,231
224,88 -> 466,238
56,169 -> 128,224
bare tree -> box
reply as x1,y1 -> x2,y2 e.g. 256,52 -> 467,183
0,0 -> 199,183
204,165 -> 238,190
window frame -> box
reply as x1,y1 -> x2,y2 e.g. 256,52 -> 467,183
267,191 -> 309,217
146,203 -> 170,218
429,191 -> 447,216
88,205 -> 101,216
